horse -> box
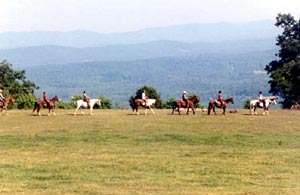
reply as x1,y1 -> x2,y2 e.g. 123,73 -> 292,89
250,97 -> 277,115
208,97 -> 234,115
74,99 -> 101,116
33,96 -> 60,116
0,96 -> 14,116
130,98 -> 159,115
172,95 -> 200,115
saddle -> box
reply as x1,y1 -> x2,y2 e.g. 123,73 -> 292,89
84,100 -> 90,108
42,101 -> 53,108
181,100 -> 188,107
215,100 -> 223,106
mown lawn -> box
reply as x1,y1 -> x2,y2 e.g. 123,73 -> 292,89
0,109 -> 300,195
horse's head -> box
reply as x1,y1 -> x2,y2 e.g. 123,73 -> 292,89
51,96 -> 60,102
190,95 -> 200,103
268,98 -> 277,105
228,97 -> 234,104
6,96 -> 15,103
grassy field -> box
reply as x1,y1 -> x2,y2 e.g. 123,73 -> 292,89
0,108 -> 300,195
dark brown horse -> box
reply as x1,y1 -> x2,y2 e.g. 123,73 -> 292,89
208,97 -> 234,115
130,98 -> 159,115
172,95 -> 200,115
33,96 -> 60,116
0,96 -> 14,115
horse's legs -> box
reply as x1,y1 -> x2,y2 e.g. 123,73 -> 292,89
213,106 -> 217,115
222,107 -> 226,115
263,107 -> 269,115
192,107 -> 195,115
37,106 -> 41,116
149,106 -> 155,114
186,106 -> 189,115
52,108 -> 56,116
74,107 -> 78,116
178,106 -> 181,115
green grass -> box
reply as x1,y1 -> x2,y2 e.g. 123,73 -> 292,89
1,109 -> 300,194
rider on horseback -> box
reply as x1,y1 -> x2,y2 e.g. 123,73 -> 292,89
258,91 -> 266,109
217,90 -> 224,106
83,90 -> 90,108
0,89 -> 6,108
182,91 -> 188,107
142,89 -> 148,106
43,91 -> 50,107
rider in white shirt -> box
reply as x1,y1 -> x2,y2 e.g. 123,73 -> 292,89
142,89 -> 148,105
258,91 -> 266,109
0,89 -> 6,108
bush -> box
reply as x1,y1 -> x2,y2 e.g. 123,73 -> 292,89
99,96 -> 112,109
15,93 -> 37,109
164,97 -> 176,109
56,101 -> 74,109
243,99 -> 251,109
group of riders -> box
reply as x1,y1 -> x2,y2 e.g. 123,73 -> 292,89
0,87 -> 268,110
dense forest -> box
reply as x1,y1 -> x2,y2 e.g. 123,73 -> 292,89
24,50 -> 275,108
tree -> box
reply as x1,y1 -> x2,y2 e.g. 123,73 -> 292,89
265,13 -> 300,108
0,60 -> 39,109
0,60 -> 39,96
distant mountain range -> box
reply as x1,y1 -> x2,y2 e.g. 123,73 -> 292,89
0,20 -> 279,49
0,20 -> 280,108
1,38 -> 276,67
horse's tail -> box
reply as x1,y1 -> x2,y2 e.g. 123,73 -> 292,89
33,102 -> 38,112
172,101 -> 176,110
129,96 -> 136,111
249,101 -> 254,111
207,102 -> 211,115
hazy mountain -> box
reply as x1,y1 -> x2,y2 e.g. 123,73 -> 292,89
0,20 -> 279,49
0,38 -> 276,67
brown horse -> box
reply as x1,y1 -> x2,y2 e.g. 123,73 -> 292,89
130,98 -> 159,115
33,96 -> 60,116
208,97 -> 234,115
0,96 -> 14,115
172,95 -> 200,115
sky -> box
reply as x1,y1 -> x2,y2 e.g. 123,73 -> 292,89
1,0 -> 300,33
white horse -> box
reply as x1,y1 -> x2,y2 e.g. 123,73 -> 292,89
74,99 -> 101,116
131,98 -> 159,115
250,97 -> 277,115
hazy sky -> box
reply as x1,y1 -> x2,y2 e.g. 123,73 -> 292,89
1,0 -> 300,33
